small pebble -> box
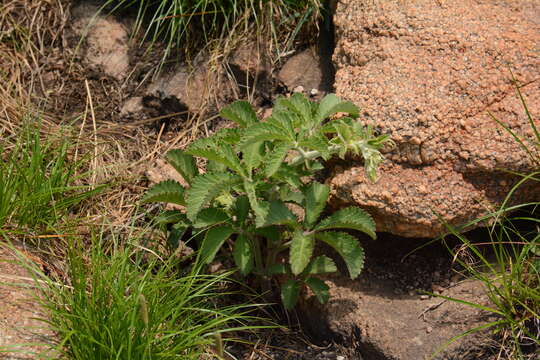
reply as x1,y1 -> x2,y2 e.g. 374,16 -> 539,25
337,356 -> 345,360
426,326 -> 433,334
310,88 -> 319,96
420,294 -> 430,300
293,85 -> 304,93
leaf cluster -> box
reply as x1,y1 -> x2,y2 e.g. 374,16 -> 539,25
143,93 -> 392,308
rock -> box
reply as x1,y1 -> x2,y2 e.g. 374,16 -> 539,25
72,4 -> 130,80
120,97 -> 144,117
146,60 -> 237,115
300,276 -> 494,360
331,0 -> 540,237
278,49 -> 323,92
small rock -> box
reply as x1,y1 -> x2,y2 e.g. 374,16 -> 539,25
120,97 -> 144,117
310,88 -> 319,96
426,326 -> 433,334
336,356 -> 345,360
293,85 -> 305,93
420,294 -> 430,300
278,49 -> 322,91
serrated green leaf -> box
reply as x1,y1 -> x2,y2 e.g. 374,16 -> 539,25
193,208 -> 230,228
263,201 -> 298,227
304,182 -> 330,227
272,165 -> 303,189
238,122 -> 292,149
281,279 -> 301,310
186,173 -> 242,221
141,180 -> 186,205
314,207 -> 376,239
290,230 -> 314,275
304,255 -> 337,275
299,133 -> 329,157
233,234 -> 253,275
233,195 -> 250,224
279,93 -> 313,124
305,277 -> 330,304
165,149 -> 198,185
207,160 -> 227,173
243,179 -> 269,228
315,231 -> 364,279
187,141 -> 246,177
264,142 -> 292,177
220,100 -> 258,128
279,187 -> 304,204
200,225 -> 235,264
266,110 -> 297,138
243,141 -> 265,173
316,93 -> 359,122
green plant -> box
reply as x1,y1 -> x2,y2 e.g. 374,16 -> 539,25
0,121 -> 101,237
143,93 -> 392,308
101,0 -> 321,65
432,84 -> 539,359
2,233 -> 263,359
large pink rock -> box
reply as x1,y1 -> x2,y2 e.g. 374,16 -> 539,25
331,0 -> 540,238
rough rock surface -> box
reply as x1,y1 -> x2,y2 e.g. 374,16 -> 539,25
297,237 -> 498,360
278,49 -> 323,93
302,276 -> 494,360
331,0 -> 540,237
72,4 -> 130,80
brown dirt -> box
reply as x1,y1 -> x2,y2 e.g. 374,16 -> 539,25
0,244 -> 55,359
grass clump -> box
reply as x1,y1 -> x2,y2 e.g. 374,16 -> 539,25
101,0 -> 322,62
0,121 -> 100,238
13,233 -> 264,359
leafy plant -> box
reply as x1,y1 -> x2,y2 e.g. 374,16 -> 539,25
143,93 -> 392,308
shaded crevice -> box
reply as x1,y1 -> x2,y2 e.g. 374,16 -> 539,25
318,0 -> 337,93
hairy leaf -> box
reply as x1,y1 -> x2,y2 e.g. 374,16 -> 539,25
290,230 -> 314,275
304,182 -> 330,227
263,201 -> 298,227
316,93 -> 359,122
243,179 -> 269,228
187,141 -> 245,177
315,231 -> 364,279
278,93 -> 313,124
243,141 -> 265,173
305,277 -> 330,304
314,207 -> 376,239
279,187 -> 304,204
238,122 -> 292,149
193,208 -> 230,228
304,255 -> 337,275
264,142 -> 292,177
233,195 -> 250,224
165,149 -> 198,185
220,100 -> 258,128
281,279 -> 301,310
233,234 -> 253,275
200,225 -> 235,264
186,173 -> 242,221
141,180 -> 185,206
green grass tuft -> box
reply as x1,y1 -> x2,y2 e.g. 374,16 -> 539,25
0,120 -> 102,238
